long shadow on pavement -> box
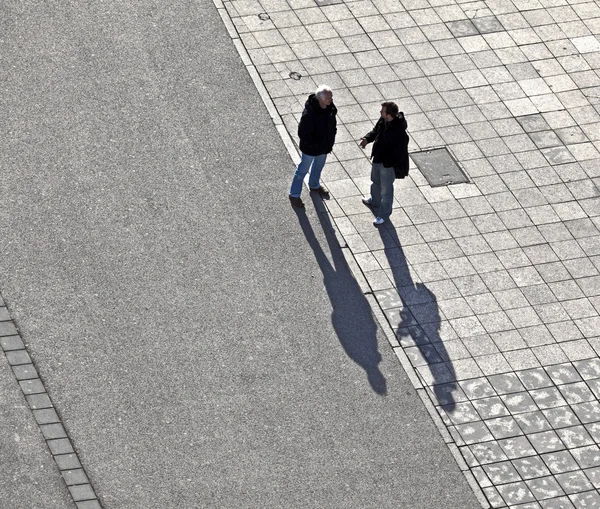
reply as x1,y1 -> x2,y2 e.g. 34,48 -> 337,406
294,197 -> 387,395
377,220 -> 458,412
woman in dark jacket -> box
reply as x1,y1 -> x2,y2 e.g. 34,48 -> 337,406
289,85 -> 337,208
360,102 -> 409,225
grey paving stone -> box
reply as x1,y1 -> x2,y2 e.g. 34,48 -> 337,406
534,344 -> 569,365
505,349 -> 542,370
490,329 -> 527,351
569,490 -> 600,509
33,408 -> 60,425
54,453 -> 82,471
25,393 -> 52,410
476,352 -> 514,375
535,303 -> 571,324
532,344 -> 569,365
487,416 -> 525,439
455,421 -> 494,445
68,484 -> 96,502
417,361 -> 456,386
587,376 -> 600,399
497,248 -> 532,269
502,392 -> 538,415
564,258 -> 600,279
530,430 -> 568,454
539,496 -> 575,509
497,481 -> 537,505
75,501 -> 102,509
548,321 -> 584,343
508,306 -> 543,328
572,445 -> 600,469
61,468 -> 89,486
488,373 -> 526,395
482,485 -> 505,508
5,350 -> 32,366
572,402 -> 600,424
551,281 -> 587,301
526,476 -> 566,500
18,378 -> 45,395
558,382 -> 596,405
543,450 -> 581,475
574,359 -> 600,380
458,377 -> 495,400
40,423 -> 67,440
510,266 -> 545,288
551,240 -> 587,261
0,335 -> 25,351
584,467 -> 600,489
561,340 -> 597,363
47,438 -> 75,455
562,299 -> 598,321
12,364 -> 38,381
484,460 -> 522,485
530,387 -> 568,410
478,311 -> 515,334
513,456 -> 552,480
519,368 -> 555,390
462,334 -> 500,356
500,435 -> 537,460
450,315 -> 487,338
557,426 -> 596,449
565,218 -> 600,240
577,276 -> 600,298
539,223 -> 575,243
543,406 -> 582,430
0,321 -> 18,337
575,316 -> 600,339
470,440 -> 510,464
547,364 -> 584,385
472,465 -> 492,489
473,396 -> 510,419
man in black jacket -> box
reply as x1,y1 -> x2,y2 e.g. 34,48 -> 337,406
289,85 -> 337,208
359,101 -> 409,225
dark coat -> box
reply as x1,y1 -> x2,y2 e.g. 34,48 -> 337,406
364,113 -> 410,179
298,94 -> 337,156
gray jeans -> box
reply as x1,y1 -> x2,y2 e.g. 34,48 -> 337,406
370,162 -> 395,220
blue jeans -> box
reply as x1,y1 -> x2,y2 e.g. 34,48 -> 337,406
289,152 -> 327,198
370,162 -> 395,220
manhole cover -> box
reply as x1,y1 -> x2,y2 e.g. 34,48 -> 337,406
410,147 -> 469,187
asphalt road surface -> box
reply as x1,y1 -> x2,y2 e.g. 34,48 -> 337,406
0,1 -> 480,507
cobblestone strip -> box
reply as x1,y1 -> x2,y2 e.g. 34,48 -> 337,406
0,294 -> 102,509
214,0 -> 600,507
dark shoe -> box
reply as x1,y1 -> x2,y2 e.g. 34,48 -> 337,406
310,185 -> 330,199
362,197 -> 374,208
289,196 -> 305,208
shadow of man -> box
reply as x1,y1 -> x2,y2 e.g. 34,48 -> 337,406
293,198 -> 387,395
377,222 -> 458,412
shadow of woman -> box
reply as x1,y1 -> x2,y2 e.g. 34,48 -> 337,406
293,199 -> 387,395
377,222 -> 458,412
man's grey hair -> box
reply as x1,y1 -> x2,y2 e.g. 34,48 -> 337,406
315,85 -> 332,100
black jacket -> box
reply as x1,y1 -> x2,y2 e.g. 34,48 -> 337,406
298,94 -> 337,156
364,113 -> 410,178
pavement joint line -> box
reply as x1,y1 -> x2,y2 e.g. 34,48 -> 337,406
0,299 -> 103,509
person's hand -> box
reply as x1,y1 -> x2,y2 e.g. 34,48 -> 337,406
359,138 -> 367,148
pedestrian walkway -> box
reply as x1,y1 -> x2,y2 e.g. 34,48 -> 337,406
217,0 -> 600,507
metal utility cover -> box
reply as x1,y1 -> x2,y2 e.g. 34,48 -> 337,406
410,148 -> 469,187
